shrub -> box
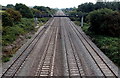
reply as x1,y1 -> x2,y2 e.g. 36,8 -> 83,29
2,56 -> 10,62
2,12 -> 14,26
2,26 -> 25,46
93,36 -> 120,66
103,12 -> 120,37
15,3 -> 33,18
87,8 -> 120,37
6,8 -> 22,22
38,18 -> 49,23
19,18 -> 34,32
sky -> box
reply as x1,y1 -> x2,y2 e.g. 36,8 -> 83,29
1,0 -> 97,8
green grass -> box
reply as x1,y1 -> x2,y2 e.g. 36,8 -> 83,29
38,18 -> 49,23
26,36 -> 32,39
0,10 -> 5,13
38,23 -> 44,26
2,54 -> 13,62
81,22 -> 120,67
2,56 -> 10,62
73,21 -> 81,26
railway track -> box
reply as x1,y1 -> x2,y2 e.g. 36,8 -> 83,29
2,11 -> 118,77
61,17 -> 85,76
35,17 -> 59,76
1,18 -> 55,77
65,17 -> 118,77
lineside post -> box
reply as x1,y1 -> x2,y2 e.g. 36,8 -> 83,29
81,16 -> 84,27
118,68 -> 120,78
34,16 -> 38,27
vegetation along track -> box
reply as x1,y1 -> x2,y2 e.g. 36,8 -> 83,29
1,18 -> 55,77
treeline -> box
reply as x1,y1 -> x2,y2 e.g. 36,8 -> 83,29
2,3 -> 56,26
63,2 -> 120,37
78,2 -> 120,13
64,2 -> 120,13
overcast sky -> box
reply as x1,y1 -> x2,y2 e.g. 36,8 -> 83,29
1,0 -> 97,8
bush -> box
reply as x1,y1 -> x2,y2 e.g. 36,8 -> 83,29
2,12 -> 14,26
19,18 -> 34,32
38,18 -> 49,23
103,12 -> 120,37
6,8 -> 22,22
87,8 -> 120,37
2,56 -> 10,62
2,18 -> 34,46
2,26 -> 25,46
15,3 -> 33,18
2,9 -> 22,27
93,36 -> 120,66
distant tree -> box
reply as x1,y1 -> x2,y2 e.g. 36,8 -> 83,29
77,2 -> 120,13
6,4 -> 14,9
69,11 -> 78,16
31,8 -> 42,17
63,8 -> 77,15
68,10 -> 79,21
34,6 -> 56,16
33,6 -> 55,16
94,2 -> 106,10
94,2 -> 120,11
78,3 -> 94,13
6,8 -> 22,22
33,6 -> 47,12
15,3 -> 33,18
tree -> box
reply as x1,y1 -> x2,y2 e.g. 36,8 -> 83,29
31,8 -> 42,17
87,8 -> 120,37
68,10 -> 78,21
15,3 -> 33,18
94,2 -> 106,10
78,3 -> 94,13
103,12 -> 120,36
33,6 -> 47,12
2,12 -> 14,26
6,8 -> 22,22
33,6 -> 55,15
6,4 -> 14,9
